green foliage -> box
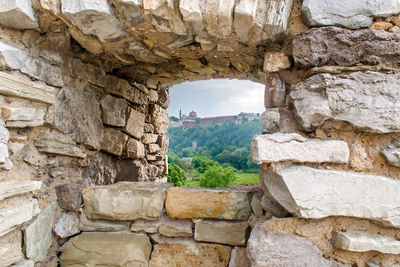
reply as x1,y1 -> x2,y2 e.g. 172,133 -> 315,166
170,116 -> 179,122
166,164 -> 187,187
200,164 -> 236,188
192,156 -> 218,173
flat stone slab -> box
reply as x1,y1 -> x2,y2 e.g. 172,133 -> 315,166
247,223 -> 349,266
262,166 -> 400,228
0,199 -> 40,237
159,216 -> 193,238
334,231 -> 400,254
25,203 -> 56,262
0,181 -> 42,202
301,0 -> 400,29
78,212 -> 129,232
60,232 -> 151,267
149,240 -> 231,267
0,0 -> 38,30
165,187 -> 251,220
34,132 -> 86,158
251,133 -> 349,164
194,219 -> 249,246
291,72 -> 400,133
131,219 -> 160,234
83,182 -> 171,221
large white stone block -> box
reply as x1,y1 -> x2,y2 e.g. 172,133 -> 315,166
0,200 -> 40,237
251,133 -> 349,164
0,0 -> 38,29
0,181 -> 42,202
61,0 -> 128,42
262,166 -> 400,228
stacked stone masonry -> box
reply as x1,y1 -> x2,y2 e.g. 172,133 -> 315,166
0,0 -> 398,266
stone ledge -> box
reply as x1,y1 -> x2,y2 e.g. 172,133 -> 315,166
0,181 -> 42,202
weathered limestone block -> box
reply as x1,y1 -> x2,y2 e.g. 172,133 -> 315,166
261,108 -> 298,134
111,0 -> 144,27
69,58 -> 106,87
25,203 -> 56,262
367,263 -> 400,267
101,128 -> 128,156
100,94 -> 127,127
252,133 -> 349,164
264,73 -> 286,108
333,231 -> 400,254
83,182 -> 171,220
0,231 -> 24,267
60,232 -> 152,267
293,27 -> 400,68
54,212 -> 80,238
131,219 -> 160,234
159,216 -> 193,237
143,0 -> 187,35
263,166 -> 400,228
264,52 -> 290,72
3,106 -> 46,128
166,187 -> 251,220
350,139 -> 373,171
116,160 -> 147,182
116,39 -> 166,64
0,200 -> 40,237
79,212 -> 129,232
105,76 -> 148,104
55,182 -> 85,212
124,108 -> 145,139
0,181 -> 42,202
126,138 -> 145,159
158,134 -> 169,153
61,0 -> 127,42
11,260 -> 35,267
0,0 -> 38,29
0,71 -> 55,104
0,42 -> 63,87
229,247 -> 251,267
179,0 -> 202,33
291,72 -> 400,133
382,139 -> 400,168
194,220 -> 248,246
147,143 -> 161,154
151,104 -> 169,134
142,133 -> 158,144
247,224 -> 347,266
301,0 -> 400,29
149,240 -> 231,267
34,132 -> 86,158
55,85 -> 104,150
234,0 -> 258,43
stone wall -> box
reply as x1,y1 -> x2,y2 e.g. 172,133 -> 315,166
0,0 -> 399,266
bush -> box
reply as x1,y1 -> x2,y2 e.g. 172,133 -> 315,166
166,164 -> 187,187
199,164 -> 236,188
192,156 -> 218,173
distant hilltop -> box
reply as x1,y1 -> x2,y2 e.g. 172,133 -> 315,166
169,110 -> 260,128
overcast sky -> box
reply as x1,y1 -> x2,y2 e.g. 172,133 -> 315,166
167,79 -> 265,118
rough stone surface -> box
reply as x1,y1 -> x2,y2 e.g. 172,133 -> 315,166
263,165 -> 400,228
264,73 -> 286,108
105,76 -> 148,105
252,133 -> 349,164
0,231 -> 24,267
116,160 -> 147,182
260,194 -> 289,218
293,27 -> 400,68
263,52 -> 290,72
124,108 -> 145,139
382,139 -> 400,167
100,94 -> 127,127
55,182 -> 85,212
34,132 -> 86,158
0,181 -> 42,202
166,187 -> 251,220
142,133 -> 159,144
61,0 -> 127,42
60,232 -> 151,267
0,200 -> 40,237
333,231 -> 400,254
54,212 -> 80,238
0,0 -> 38,29
247,223 -> 346,266
3,106 -> 46,128
149,240 -> 231,267
291,72 -> 400,133
79,212 -> 129,232
159,216 -> 193,237
151,104 -> 169,134
301,0 -> 400,29
11,260 -> 35,267
25,203 -> 56,262
101,128 -> 128,156
131,219 -> 160,234
55,84 -> 104,150
194,220 -> 249,246
261,108 -> 298,134
126,138 -> 145,159
83,182 -> 171,220
229,247 -> 251,267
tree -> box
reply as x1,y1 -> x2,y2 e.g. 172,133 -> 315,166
170,116 -> 179,122
192,156 -> 218,173
166,164 -> 187,186
200,164 -> 237,188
